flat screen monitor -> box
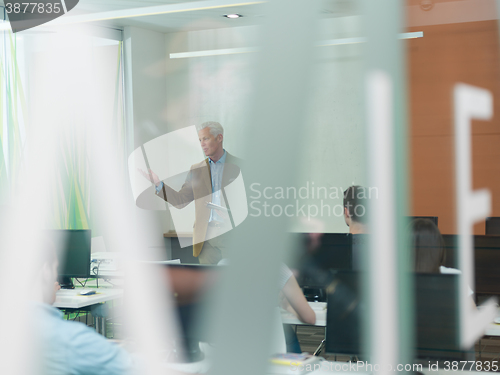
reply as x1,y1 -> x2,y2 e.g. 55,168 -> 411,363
49,229 -> 91,288
441,234 -> 500,295
296,233 -> 353,290
325,271 -> 471,362
485,217 -> 500,235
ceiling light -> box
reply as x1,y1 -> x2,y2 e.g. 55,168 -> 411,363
224,14 -> 242,18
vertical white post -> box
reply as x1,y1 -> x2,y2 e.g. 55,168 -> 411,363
368,70 -> 398,374
454,83 -> 497,348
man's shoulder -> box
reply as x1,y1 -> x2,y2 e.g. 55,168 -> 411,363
225,152 -> 242,166
190,159 -> 209,171
189,152 -> 242,170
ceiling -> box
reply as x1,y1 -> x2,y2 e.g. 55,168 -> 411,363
66,0 -> 361,33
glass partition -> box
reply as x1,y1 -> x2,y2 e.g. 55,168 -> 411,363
1,1 -> 500,374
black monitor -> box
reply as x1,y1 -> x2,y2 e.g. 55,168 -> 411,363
49,229 -> 92,289
441,234 -> 500,296
325,271 -> 472,363
485,217 -> 500,235
296,233 -> 352,288
295,233 -> 372,301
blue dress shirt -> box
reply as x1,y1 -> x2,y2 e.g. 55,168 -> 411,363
208,150 -> 226,223
34,302 -> 134,375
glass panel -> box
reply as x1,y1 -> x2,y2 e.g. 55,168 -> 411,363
7,0 -> 500,373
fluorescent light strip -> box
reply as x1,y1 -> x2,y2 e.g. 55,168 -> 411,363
399,31 -> 424,39
316,36 -> 366,47
172,46 -> 258,59
317,32 -> 424,47
0,0 -> 264,31
170,31 -> 424,59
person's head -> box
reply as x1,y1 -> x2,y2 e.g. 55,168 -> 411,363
410,218 -> 445,273
343,186 -> 369,233
34,238 -> 60,304
196,121 -> 224,160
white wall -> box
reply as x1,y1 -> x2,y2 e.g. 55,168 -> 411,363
124,26 -> 172,243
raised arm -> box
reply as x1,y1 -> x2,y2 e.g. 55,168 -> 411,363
138,167 -> 195,209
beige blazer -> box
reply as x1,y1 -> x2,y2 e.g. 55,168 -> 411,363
156,152 -> 241,257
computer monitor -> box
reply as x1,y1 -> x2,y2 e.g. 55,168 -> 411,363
485,217 -> 500,235
294,233 -> 372,301
441,234 -> 500,296
325,271 -> 472,363
296,233 -> 352,288
324,271 -> 361,355
49,229 -> 92,289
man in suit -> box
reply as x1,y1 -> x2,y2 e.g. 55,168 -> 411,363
141,122 -> 240,264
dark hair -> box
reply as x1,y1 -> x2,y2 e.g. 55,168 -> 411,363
410,218 -> 445,273
343,186 -> 369,224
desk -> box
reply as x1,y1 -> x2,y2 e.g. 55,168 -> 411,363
54,288 -> 123,309
54,288 -> 123,335
164,231 -> 197,263
284,303 -> 500,337
281,302 -> 327,327
484,320 -> 500,336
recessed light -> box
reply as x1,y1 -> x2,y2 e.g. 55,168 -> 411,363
223,14 -> 242,19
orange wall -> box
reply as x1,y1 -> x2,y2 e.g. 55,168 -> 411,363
408,20 -> 500,234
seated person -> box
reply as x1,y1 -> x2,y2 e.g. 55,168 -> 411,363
279,265 -> 316,326
278,265 -> 315,353
31,239 -> 135,375
32,243 -> 197,374
343,185 -> 370,234
410,218 -> 474,296
410,218 -> 457,274
410,218 -> 446,273
32,241 -> 140,375
219,259 -> 315,353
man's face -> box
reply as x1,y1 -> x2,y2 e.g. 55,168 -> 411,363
344,206 -> 350,227
198,127 -> 223,159
49,260 -> 60,304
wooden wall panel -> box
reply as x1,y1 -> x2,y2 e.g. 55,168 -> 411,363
408,20 -> 500,234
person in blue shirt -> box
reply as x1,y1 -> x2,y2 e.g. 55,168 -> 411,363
32,241 -> 134,375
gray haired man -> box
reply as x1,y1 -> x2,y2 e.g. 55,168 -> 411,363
141,122 -> 241,264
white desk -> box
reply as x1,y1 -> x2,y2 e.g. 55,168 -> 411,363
484,321 -> 500,336
478,307 -> 500,336
281,302 -> 326,327
54,288 -> 123,335
54,288 -> 123,309
282,303 -> 500,338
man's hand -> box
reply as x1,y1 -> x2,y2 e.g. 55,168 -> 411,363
138,168 -> 161,186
